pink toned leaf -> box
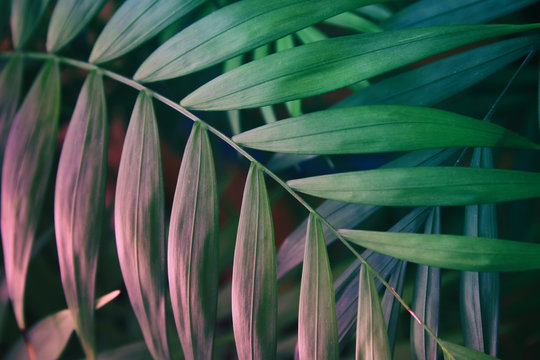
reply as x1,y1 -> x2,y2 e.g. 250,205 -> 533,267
54,71 -> 107,359
114,91 -> 169,359
298,214 -> 338,359
232,163 -> 277,360
1,60 -> 60,330
168,122 -> 218,359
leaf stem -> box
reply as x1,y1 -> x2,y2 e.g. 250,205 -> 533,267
0,50 -> 453,358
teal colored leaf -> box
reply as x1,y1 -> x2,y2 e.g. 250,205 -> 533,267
276,148 -> 456,279
298,214 -> 338,359
276,34 -> 303,117
89,0 -> 204,63
54,71 -> 107,359
114,92 -> 169,359
356,3 -> 393,22
441,341 -> 500,360
5,291 -> 119,360
336,36 -> 539,108
181,24 -> 540,110
168,123 -> 218,360
232,163 -> 277,360
288,167 -> 540,207
47,0 -> 107,52
0,54 -> 23,170
411,208 -> 441,360
1,60 -> 60,330
223,55 -> 244,134
233,105 -> 539,154
383,0 -> 538,29
10,0 -> 51,48
460,147 -> 499,356
355,265 -> 392,360
134,0 -> 385,82
341,229 -> 540,272
324,11 -> 383,33
296,26 -> 327,44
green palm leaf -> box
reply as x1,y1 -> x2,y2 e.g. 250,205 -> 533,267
233,105 -> 539,154
341,229 -> 540,272
288,167 -> 540,206
181,24 -> 540,110
134,0 -> 386,82
89,0 -> 204,63
47,0 -> 107,52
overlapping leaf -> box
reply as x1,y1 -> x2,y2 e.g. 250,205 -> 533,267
355,265 -> 392,359
383,0 -> 537,29
298,214 -> 338,359
288,167 -> 540,206
1,60 -> 60,330
114,91 -> 169,359
276,148 -> 456,279
341,229 -> 540,272
181,24 -> 540,110
335,207 -> 429,346
232,164 -> 277,359
134,0 -> 387,82
168,122 -> 218,360
0,55 -> 23,170
47,0 -> 107,52
411,208 -> 441,360
10,0 -> 51,48
335,36 -> 539,108
90,0 -> 204,63
54,71 -> 107,359
461,148 -> 499,356
234,105 -> 539,154
5,290 -> 120,360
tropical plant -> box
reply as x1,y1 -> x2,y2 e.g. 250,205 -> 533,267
0,0 -> 539,359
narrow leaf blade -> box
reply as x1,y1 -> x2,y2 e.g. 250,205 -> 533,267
1,60 -> 60,330
233,105 -> 539,154
114,91 -> 169,359
232,164 -> 277,359
168,123 -> 218,359
298,214 -> 338,359
0,54 -> 23,170
47,0 -> 107,52
383,0 -> 538,29
89,0 -> 204,63
288,167 -> 540,207
411,208 -> 441,360
355,265 -> 392,360
10,0 -> 51,48
54,71 -> 107,359
134,0 -> 387,82
181,24 -> 540,110
336,36 -> 539,108
461,148 -> 499,356
341,229 -> 540,272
